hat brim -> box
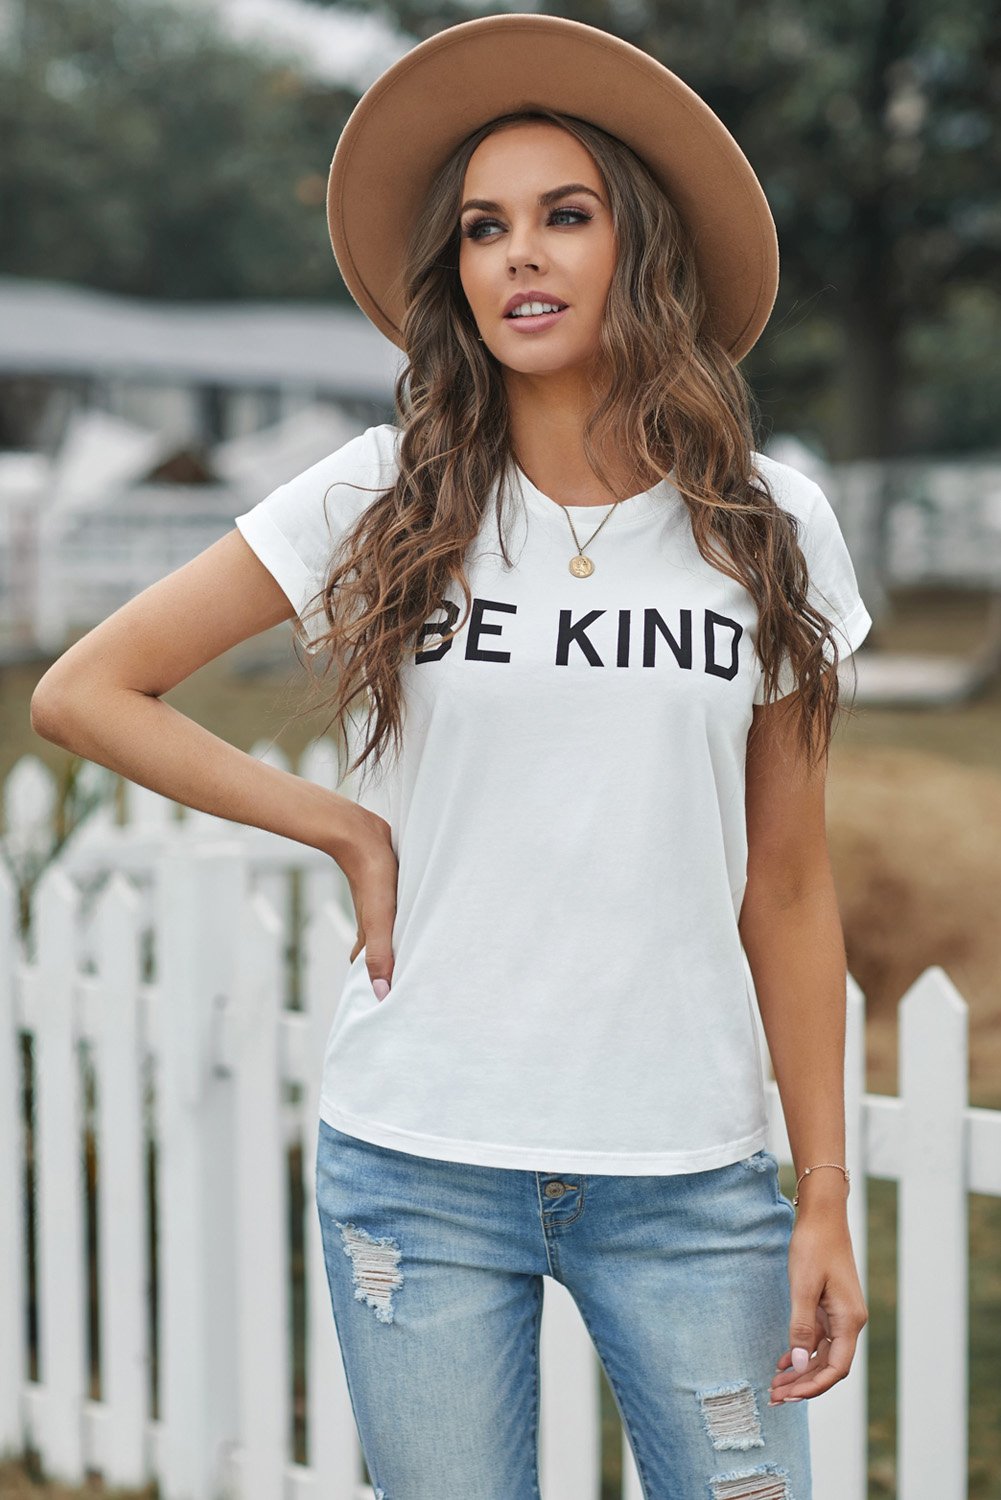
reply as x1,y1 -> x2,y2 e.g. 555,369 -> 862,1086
327,13 -> 778,364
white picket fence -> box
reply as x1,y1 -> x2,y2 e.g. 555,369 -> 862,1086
1,745 -> 999,1500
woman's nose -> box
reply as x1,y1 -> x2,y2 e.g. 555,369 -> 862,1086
507,241 -> 543,271
505,227 -> 544,270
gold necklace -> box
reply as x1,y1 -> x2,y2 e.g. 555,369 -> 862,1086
561,500 -> 622,577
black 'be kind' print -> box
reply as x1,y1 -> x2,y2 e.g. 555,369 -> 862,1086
415,596 -> 748,682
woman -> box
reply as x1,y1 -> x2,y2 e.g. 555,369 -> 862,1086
30,15 -> 870,1499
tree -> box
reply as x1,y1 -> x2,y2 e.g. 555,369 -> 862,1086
0,0 -> 356,299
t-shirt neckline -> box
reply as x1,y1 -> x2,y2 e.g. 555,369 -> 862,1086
513,461 -> 681,531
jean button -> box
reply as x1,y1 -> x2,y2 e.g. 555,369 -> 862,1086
544,1181 -> 567,1198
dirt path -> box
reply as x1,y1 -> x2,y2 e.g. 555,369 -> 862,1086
829,741 -> 1001,1108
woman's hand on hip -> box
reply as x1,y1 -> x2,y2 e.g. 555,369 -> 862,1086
329,804 -> 398,1000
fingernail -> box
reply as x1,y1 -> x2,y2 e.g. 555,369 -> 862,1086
372,978 -> 390,1000
791,1347 -> 810,1372
783,1397 -> 804,1403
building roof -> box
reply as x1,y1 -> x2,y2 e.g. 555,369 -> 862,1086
0,275 -> 404,401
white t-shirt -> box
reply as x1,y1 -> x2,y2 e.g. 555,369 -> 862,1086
234,422 -> 872,1173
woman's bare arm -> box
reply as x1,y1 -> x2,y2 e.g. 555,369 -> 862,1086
30,530 -> 362,856
738,684 -> 850,1216
29,529 -> 399,987
741,681 -> 868,1406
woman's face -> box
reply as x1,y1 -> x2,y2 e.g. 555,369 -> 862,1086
457,121 -> 617,378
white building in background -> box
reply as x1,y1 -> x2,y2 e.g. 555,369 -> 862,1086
0,401 -> 380,657
0,274 -> 403,657
0,274 -> 402,452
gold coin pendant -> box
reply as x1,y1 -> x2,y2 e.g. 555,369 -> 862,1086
569,554 -> 595,578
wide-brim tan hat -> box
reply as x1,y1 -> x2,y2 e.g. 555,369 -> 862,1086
327,13 -> 779,364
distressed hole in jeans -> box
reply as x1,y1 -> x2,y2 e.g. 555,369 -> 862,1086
740,1151 -> 771,1173
697,1380 -> 764,1450
334,1220 -> 404,1325
708,1461 -> 791,1499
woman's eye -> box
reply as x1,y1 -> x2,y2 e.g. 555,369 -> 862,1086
461,207 -> 592,240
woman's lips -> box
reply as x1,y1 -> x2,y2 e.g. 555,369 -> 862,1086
502,306 -> 570,332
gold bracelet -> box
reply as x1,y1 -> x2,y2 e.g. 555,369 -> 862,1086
792,1162 -> 851,1207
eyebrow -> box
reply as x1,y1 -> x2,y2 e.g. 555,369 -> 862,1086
459,182 -> 604,215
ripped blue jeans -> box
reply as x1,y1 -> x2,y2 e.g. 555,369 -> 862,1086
314,1117 -> 811,1500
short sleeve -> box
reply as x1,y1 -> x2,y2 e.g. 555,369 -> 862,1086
753,473 -> 873,704
233,422 -> 399,651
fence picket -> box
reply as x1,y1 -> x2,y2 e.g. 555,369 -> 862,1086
298,736 -> 344,796
539,1278 -> 602,1499
230,886 -> 290,1500
157,841 -> 244,1500
0,857 -> 27,1458
121,776 -> 177,831
304,896 -> 366,1496
92,871 -> 148,1487
30,864 -> 87,1481
809,976 -> 870,1500
898,967 -> 969,1500
2,755 -> 57,865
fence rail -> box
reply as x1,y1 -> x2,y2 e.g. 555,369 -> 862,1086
1,748 -> 998,1500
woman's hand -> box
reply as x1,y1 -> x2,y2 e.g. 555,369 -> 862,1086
768,1209 -> 868,1404
329,804 -> 398,1000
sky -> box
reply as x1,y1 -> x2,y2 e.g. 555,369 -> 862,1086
175,0 -> 416,89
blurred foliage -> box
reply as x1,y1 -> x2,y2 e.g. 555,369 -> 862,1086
0,0 -> 355,298
2,0 -> 1001,457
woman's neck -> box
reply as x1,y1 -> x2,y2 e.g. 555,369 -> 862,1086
505,370 -> 667,506
512,438 -> 666,508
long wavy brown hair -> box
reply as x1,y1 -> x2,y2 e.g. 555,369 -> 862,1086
287,107 -> 858,788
